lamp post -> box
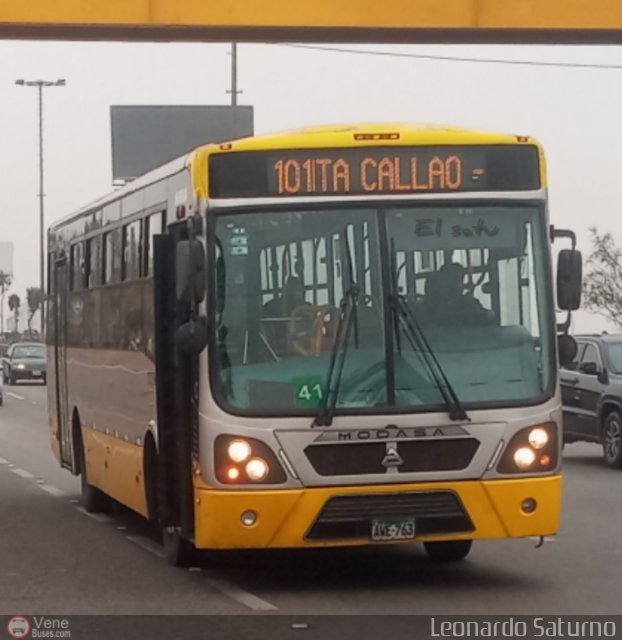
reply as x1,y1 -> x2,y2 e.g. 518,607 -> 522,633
15,78 -> 66,336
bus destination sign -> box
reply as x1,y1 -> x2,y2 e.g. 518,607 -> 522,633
208,145 -> 540,199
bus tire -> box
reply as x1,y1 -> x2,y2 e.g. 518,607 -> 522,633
423,540 -> 472,562
162,527 -> 198,567
79,439 -> 110,514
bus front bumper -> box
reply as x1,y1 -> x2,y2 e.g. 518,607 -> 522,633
193,475 -> 562,550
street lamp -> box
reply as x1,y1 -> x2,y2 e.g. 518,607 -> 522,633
15,78 -> 66,336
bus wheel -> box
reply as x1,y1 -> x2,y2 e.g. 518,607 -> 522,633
79,441 -> 110,513
423,540 -> 472,562
162,527 -> 198,567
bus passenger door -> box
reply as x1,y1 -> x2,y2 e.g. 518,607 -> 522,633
54,253 -> 72,469
152,225 -> 195,542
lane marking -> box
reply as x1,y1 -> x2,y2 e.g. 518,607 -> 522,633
125,536 -> 278,611
0,456 -> 70,501
11,468 -> 35,479
527,536 -> 557,543
75,506 -> 114,524
126,535 -> 166,559
39,484 -> 69,499
6,392 -> 25,401
204,578 -> 278,611
0,452 -> 277,612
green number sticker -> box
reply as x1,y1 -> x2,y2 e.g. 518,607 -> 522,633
294,377 -> 324,408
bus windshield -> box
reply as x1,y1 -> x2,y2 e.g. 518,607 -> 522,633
211,204 -> 553,416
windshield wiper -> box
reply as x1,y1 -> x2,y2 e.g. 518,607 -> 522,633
389,245 -> 469,422
313,230 -> 359,427
313,285 -> 359,427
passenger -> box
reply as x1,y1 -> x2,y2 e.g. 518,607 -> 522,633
418,263 -> 494,326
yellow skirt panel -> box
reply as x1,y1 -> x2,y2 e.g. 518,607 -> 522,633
193,475 -> 562,549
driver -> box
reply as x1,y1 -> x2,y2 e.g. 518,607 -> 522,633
419,262 -> 495,326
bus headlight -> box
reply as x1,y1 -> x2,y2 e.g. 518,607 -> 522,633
513,447 -> 536,469
528,427 -> 549,450
246,458 -> 269,481
497,423 -> 558,474
228,439 -> 251,463
215,435 -> 287,484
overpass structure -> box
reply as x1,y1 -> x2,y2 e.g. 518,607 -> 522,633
2,0 -> 622,43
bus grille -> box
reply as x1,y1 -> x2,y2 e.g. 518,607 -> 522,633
306,491 -> 474,541
304,439 -> 480,476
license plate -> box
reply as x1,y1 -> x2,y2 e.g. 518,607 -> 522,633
371,518 -> 416,541
33,371 -> 42,377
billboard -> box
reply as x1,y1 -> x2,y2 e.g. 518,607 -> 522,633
0,241 -> 13,276
110,105 -> 254,182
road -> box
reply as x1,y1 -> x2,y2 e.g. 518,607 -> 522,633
0,383 -> 621,619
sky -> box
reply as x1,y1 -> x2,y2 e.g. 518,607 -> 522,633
0,39 -> 621,334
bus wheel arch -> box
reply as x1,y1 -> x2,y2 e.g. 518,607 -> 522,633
73,408 -> 110,513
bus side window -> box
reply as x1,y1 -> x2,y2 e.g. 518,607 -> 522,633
85,236 -> 102,288
122,219 -> 142,281
103,228 -> 122,285
144,211 -> 164,277
69,242 -> 84,290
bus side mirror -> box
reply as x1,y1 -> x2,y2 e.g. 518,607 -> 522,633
176,318 -> 208,355
176,240 -> 206,304
556,249 -> 582,311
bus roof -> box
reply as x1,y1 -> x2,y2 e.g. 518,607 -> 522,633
196,122 -> 541,154
49,122 -> 542,231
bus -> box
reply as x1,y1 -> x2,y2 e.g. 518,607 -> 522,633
47,123 -> 582,566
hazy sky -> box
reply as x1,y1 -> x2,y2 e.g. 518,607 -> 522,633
0,39 -> 620,333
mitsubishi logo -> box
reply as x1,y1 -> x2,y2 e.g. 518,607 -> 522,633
381,445 -> 403,469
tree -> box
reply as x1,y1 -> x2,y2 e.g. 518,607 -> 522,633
26,287 -> 44,339
583,227 -> 622,329
8,293 -> 20,333
0,270 -> 12,335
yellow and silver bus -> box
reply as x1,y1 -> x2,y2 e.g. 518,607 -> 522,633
47,123 -> 582,565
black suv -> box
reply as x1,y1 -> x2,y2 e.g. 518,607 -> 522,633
560,334 -> 622,468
